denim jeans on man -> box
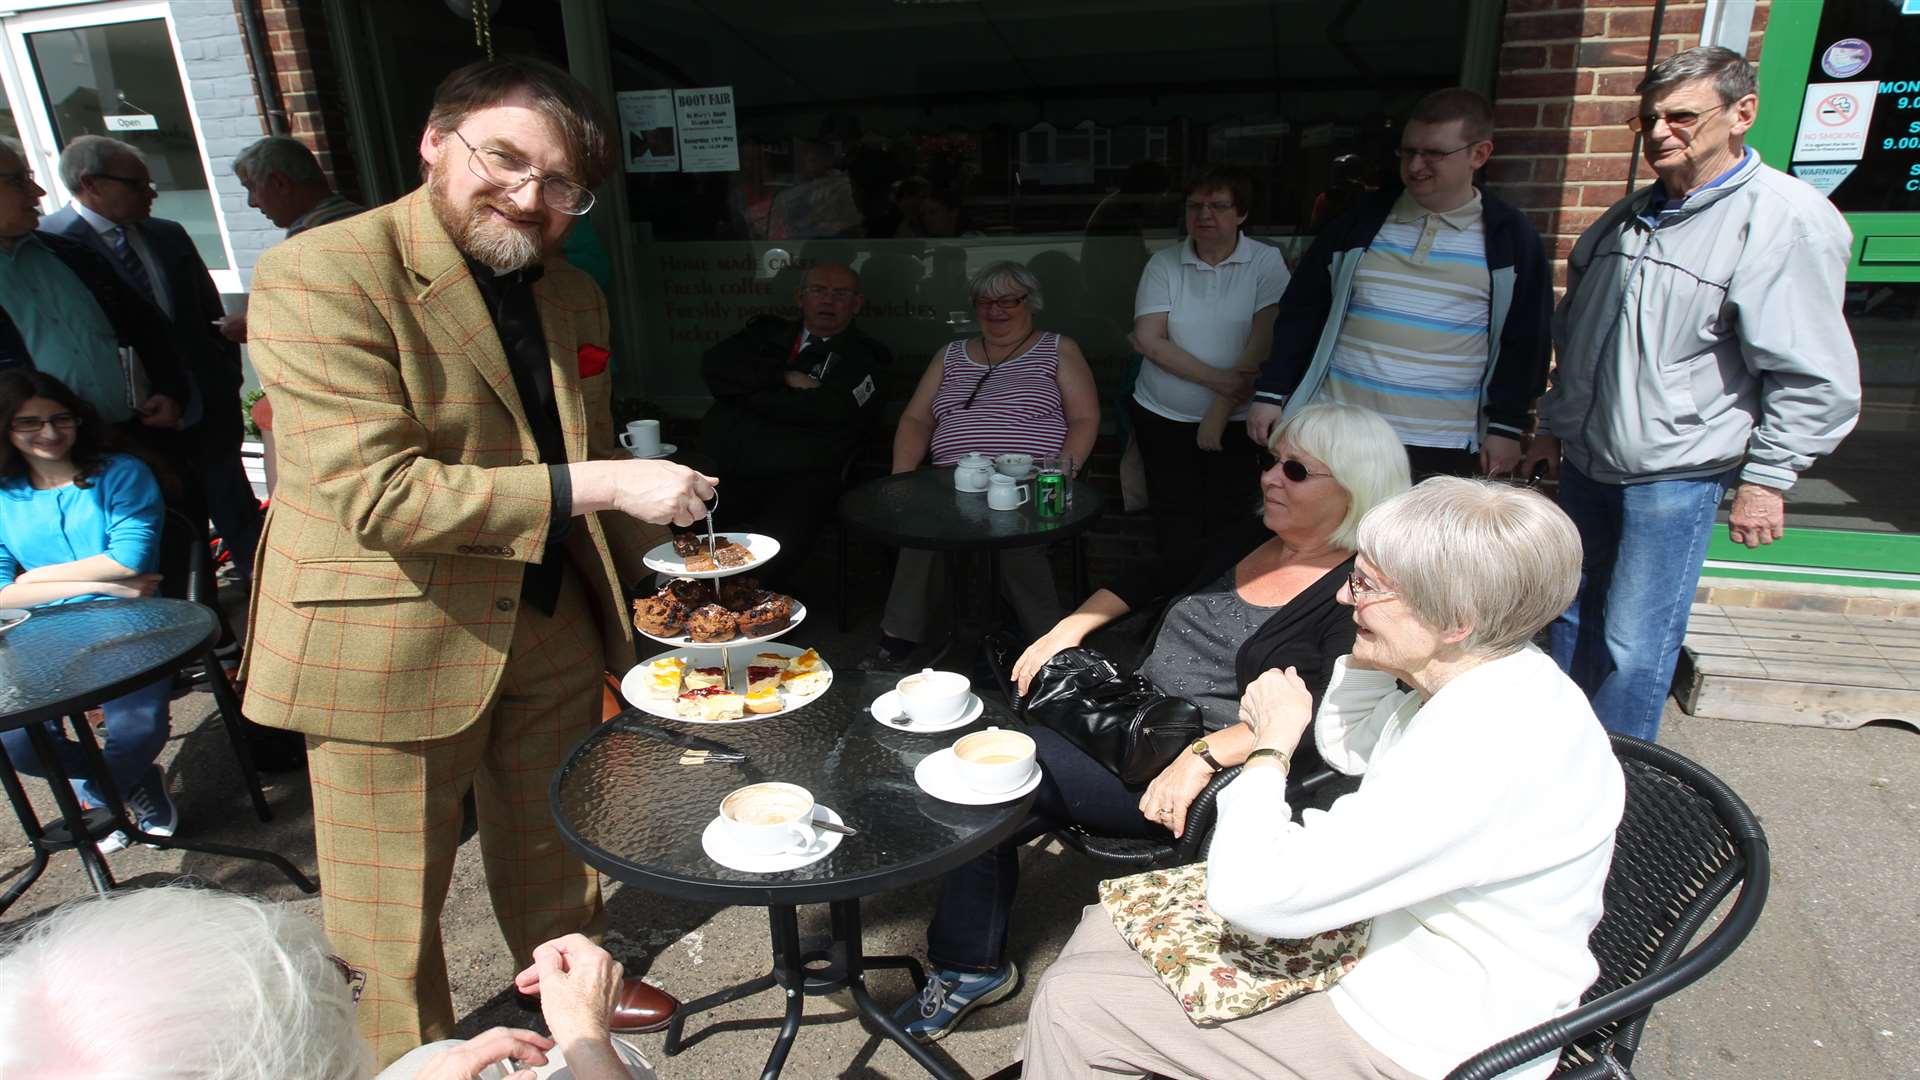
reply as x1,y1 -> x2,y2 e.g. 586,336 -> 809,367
0,675 -> 172,806
1549,463 -> 1735,742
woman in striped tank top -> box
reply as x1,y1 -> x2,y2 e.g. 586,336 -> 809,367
864,261 -> 1101,669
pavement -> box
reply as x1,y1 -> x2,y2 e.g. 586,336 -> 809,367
0,612 -> 1913,1079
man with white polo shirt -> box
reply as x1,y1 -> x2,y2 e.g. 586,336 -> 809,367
1245,88 -> 1553,480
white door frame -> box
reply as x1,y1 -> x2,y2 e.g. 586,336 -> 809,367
1,0 -> 243,292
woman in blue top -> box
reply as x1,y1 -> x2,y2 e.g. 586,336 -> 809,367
0,370 -> 177,852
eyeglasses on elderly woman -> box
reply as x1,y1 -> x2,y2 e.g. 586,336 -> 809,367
1257,450 -> 1334,483
973,294 -> 1028,312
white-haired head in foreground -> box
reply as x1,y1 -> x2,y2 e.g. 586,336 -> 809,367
1268,402 -> 1411,551
1357,476 -> 1582,657
0,884 -> 374,1080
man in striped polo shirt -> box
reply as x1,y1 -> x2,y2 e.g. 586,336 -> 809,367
1245,89 -> 1552,479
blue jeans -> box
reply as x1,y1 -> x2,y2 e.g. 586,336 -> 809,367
925,725 -> 1169,973
1549,463 -> 1733,742
0,675 -> 173,806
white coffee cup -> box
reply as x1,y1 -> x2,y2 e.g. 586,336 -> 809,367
619,419 -> 662,457
718,782 -> 818,855
897,668 -> 971,726
951,727 -> 1037,793
994,453 -> 1034,478
987,473 -> 1029,511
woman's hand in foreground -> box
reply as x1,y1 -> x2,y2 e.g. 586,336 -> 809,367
1010,624 -> 1087,696
1137,753 -> 1216,838
1238,666 -> 1314,755
413,1027 -> 555,1080
514,934 -> 624,1046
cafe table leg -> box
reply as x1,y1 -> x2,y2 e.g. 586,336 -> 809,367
29,719 -> 117,895
926,551 -> 967,669
0,741 -> 54,913
834,899 -> 970,1080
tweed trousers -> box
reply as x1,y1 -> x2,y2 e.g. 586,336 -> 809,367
306,566 -> 604,1066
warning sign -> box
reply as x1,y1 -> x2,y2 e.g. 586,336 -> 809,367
1794,80 -> 1879,160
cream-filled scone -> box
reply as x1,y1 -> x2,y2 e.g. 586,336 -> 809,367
643,656 -> 687,699
676,687 -> 744,721
684,666 -> 728,691
744,686 -> 783,714
785,648 -> 824,673
780,669 -> 830,697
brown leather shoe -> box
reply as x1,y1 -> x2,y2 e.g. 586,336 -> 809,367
514,976 -> 679,1034
609,977 -> 679,1033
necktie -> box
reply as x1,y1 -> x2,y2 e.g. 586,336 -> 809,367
110,226 -> 156,303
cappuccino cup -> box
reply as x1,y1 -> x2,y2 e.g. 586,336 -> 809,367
619,419 -> 662,457
897,668 -> 971,726
951,727 -> 1037,793
718,782 -> 818,855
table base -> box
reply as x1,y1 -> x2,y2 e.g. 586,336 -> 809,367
664,898 -> 972,1080
0,712 -> 316,914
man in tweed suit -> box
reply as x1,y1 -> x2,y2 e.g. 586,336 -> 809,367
242,57 -> 713,1064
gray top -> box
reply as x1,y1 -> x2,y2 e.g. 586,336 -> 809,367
1137,566 -> 1278,731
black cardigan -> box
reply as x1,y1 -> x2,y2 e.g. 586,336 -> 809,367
1109,517 -> 1356,775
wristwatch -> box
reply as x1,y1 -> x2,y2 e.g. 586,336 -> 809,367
1188,738 -> 1224,772
1245,748 -> 1291,773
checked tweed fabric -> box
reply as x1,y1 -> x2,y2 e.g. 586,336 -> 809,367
239,185 -> 665,744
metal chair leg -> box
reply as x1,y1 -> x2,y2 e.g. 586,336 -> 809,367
202,645 -> 273,822
32,721 -> 116,894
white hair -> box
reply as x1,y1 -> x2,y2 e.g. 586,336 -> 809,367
234,135 -> 330,187
1357,476 -> 1583,658
57,134 -> 142,192
0,885 -> 374,1080
969,260 -> 1045,312
1269,402 -> 1411,550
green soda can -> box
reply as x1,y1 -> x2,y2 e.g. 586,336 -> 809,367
1036,460 -> 1068,518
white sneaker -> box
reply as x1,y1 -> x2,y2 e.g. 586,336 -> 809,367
96,829 -> 131,855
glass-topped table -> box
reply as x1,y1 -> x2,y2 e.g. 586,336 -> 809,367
837,467 -> 1106,654
552,670 -> 1034,1080
0,599 -> 317,910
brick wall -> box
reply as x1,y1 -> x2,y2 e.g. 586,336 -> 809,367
170,0 -> 275,280
1490,1 -> 1771,287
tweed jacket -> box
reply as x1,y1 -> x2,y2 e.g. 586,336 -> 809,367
240,186 -> 664,742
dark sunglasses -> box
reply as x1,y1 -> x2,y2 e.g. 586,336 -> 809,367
1258,451 -> 1332,483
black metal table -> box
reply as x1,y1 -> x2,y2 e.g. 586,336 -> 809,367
0,598 -> 317,912
836,467 -> 1106,655
551,671 -> 1034,1080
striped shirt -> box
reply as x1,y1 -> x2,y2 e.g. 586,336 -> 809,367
927,332 -> 1068,464
1324,191 -> 1491,450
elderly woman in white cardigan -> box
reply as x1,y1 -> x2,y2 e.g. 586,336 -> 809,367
1021,477 -> 1625,1080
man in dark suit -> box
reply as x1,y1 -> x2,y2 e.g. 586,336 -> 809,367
699,261 -> 890,596
42,135 -> 263,579
0,137 -> 188,437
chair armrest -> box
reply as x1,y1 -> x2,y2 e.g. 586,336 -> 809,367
1179,765 -> 1340,864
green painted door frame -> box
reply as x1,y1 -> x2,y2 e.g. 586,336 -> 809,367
1706,0 -> 1920,589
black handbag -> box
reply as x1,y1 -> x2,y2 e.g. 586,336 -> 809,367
1019,647 -> 1204,786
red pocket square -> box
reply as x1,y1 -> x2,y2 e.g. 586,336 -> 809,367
578,344 -> 610,378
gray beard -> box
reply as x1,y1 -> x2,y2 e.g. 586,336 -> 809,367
429,166 -> 541,273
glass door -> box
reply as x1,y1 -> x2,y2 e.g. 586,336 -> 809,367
2,0 -> 238,290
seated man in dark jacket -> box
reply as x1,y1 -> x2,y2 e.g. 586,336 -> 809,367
699,262 -> 890,596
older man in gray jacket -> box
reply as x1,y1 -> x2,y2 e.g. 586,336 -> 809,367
1520,46 -> 1860,742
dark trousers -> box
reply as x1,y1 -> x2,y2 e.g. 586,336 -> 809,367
1404,443 -> 1480,481
1129,400 -> 1263,566
198,436 -> 264,581
926,725 -> 1169,973
719,467 -> 840,601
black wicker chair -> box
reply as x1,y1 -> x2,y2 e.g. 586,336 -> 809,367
156,509 -> 274,821
1446,734 -> 1771,1079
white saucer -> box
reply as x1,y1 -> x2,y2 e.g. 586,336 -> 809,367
0,608 -> 28,638
913,747 -> 1042,805
870,690 -> 983,733
701,805 -> 846,872
630,443 -> 678,460
642,532 -> 781,579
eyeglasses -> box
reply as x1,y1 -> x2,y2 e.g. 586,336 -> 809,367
1346,566 -> 1395,601
328,954 -> 367,1004
1396,143 -> 1478,164
1184,199 -> 1237,215
1258,452 -> 1333,483
1627,102 -> 1730,134
8,413 -> 77,434
91,173 -> 156,192
451,131 -> 595,216
804,284 -> 859,301
973,294 -> 1027,312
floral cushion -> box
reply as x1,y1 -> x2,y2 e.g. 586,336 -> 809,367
1098,861 -> 1370,1027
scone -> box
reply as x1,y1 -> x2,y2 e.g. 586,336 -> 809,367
687,604 -> 737,642
676,687 -> 743,721
683,665 -> 728,691
642,656 -> 687,699
718,576 -> 765,612
737,594 -> 795,637
746,664 -> 784,695
665,578 -> 711,607
785,648 -> 824,674
780,669 -> 830,697
632,592 -> 689,638
744,686 -> 783,714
